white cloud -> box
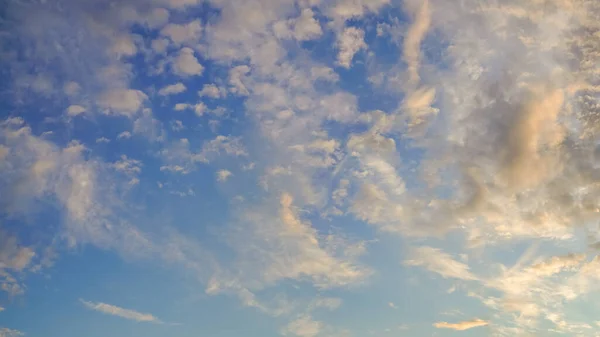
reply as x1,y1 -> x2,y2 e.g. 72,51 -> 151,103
274,9 -> 322,42
66,105 -> 86,116
0,328 -> 23,337
310,66 -> 339,83
117,131 -> 132,139
110,34 -> 138,58
97,89 -> 147,117
172,48 -> 204,77
198,84 -> 224,98
158,83 -> 186,96
228,65 -> 251,96
173,102 -> 206,116
404,246 -> 477,281
63,81 -> 81,96
216,169 -> 232,182
336,27 -> 366,68
281,315 -> 322,337
433,319 -> 489,331
151,38 -> 170,54
0,230 -> 35,296
112,155 -> 142,176
80,299 -> 160,323
160,135 -> 247,174
160,19 -> 202,45
0,232 -> 35,272
402,0 -> 431,85
209,193 -> 371,293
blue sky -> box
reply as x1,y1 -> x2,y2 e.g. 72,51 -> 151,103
1,0 -> 600,336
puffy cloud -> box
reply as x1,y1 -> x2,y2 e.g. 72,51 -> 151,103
160,135 -> 247,174
172,48 -> 204,77
336,27 -> 366,68
80,299 -> 160,323
208,193 -> 371,292
151,38 -> 170,53
0,232 -> 34,272
109,34 -> 138,58
281,315 -> 322,337
229,65 -> 251,96
97,89 -> 147,117
310,66 -> 339,83
117,131 -> 132,139
112,155 -> 142,176
158,82 -> 187,96
216,169 -> 232,182
0,230 -> 35,296
433,319 -> 489,331
0,328 -> 23,337
66,105 -> 86,116
198,84 -> 224,98
160,19 -> 203,46
273,9 -> 322,41
173,102 -> 207,116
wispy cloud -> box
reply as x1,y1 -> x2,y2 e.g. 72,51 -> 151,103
80,299 -> 161,323
433,318 -> 489,331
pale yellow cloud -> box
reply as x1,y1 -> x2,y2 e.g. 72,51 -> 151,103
434,318 -> 488,331
402,0 -> 431,85
404,246 -> 477,281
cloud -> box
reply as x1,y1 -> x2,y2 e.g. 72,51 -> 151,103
66,105 -> 86,116
273,9 -> 322,42
216,169 -> 232,182
160,19 -> 202,45
0,232 -> 35,272
0,230 -> 35,296
404,246 -> 477,281
336,27 -> 366,68
172,48 -> 204,77
174,102 -> 206,116
0,328 -> 23,337
117,131 -> 132,139
198,84 -> 224,98
80,299 -> 160,323
97,89 -> 147,117
3,0 -> 600,334
160,135 -> 247,174
228,65 -> 251,96
402,0 -> 431,85
281,315 -> 322,337
208,193 -> 371,293
433,318 -> 489,331
158,83 -> 187,96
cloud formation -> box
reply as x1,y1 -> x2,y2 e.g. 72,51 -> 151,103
433,318 -> 489,331
1,0 -> 600,336
80,300 -> 161,323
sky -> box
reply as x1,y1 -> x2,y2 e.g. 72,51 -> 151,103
0,0 -> 599,336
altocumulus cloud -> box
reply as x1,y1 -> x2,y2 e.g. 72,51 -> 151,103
1,0 -> 600,336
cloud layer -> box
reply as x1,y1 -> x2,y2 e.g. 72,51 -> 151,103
1,0 -> 600,336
